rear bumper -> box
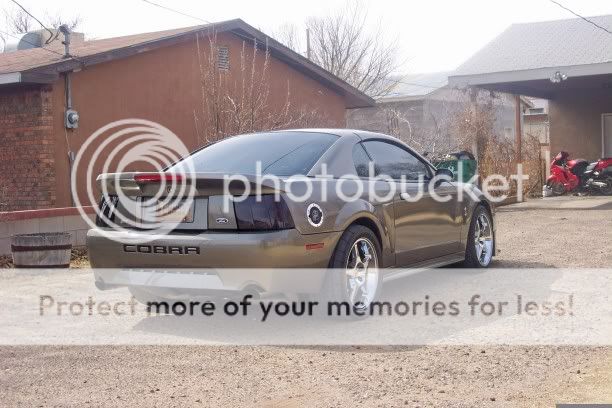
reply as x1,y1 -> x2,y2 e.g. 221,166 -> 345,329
87,228 -> 342,294
93,268 -> 328,295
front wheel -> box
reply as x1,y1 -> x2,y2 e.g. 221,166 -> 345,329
324,225 -> 382,315
464,206 -> 495,268
547,180 -> 566,196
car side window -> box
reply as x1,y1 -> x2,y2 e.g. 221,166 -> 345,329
352,143 -> 372,177
362,140 -> 431,181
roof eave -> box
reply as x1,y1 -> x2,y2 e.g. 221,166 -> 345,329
449,61 -> 612,88
0,71 -> 57,85
375,95 -> 428,103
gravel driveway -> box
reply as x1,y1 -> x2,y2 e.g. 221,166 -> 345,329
1,196 -> 611,407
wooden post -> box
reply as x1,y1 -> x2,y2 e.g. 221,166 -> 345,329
514,94 -> 524,198
470,88 -> 478,160
515,94 -> 522,164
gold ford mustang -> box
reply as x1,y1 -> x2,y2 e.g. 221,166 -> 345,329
88,129 -> 495,310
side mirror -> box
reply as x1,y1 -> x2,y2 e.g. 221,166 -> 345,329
435,168 -> 454,179
433,168 -> 454,187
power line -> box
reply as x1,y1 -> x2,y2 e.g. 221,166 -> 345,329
548,0 -> 612,35
8,0 -> 56,43
141,0 -> 211,24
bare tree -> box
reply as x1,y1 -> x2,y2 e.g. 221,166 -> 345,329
0,7 -> 30,47
376,89 -> 478,158
448,92 -> 543,196
45,13 -> 82,31
272,23 -> 303,55
194,31 -> 329,144
275,2 -> 401,98
3,7 -> 32,33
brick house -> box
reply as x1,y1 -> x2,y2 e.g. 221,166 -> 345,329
0,19 -> 373,211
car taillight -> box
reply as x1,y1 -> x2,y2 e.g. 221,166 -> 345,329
234,195 -> 294,231
95,195 -> 118,227
134,173 -> 183,183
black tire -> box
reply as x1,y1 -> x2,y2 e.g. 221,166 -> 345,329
321,225 -> 382,318
601,177 -> 612,195
463,205 -> 495,268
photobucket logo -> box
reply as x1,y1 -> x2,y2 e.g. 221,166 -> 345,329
222,161 -> 529,209
71,119 -> 195,242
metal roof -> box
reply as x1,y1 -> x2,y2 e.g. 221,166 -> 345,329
377,71 -> 451,102
449,15 -> 612,87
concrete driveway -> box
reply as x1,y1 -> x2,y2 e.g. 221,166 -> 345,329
494,195 -> 612,268
0,196 -> 611,407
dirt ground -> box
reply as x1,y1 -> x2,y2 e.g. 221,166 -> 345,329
0,196 -> 611,407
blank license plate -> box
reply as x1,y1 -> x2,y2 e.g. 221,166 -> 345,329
140,198 -> 195,224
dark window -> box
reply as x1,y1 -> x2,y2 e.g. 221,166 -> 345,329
362,140 -> 431,181
169,132 -> 338,176
352,143 -> 372,177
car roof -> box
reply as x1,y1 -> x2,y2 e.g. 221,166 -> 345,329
277,128 -> 399,142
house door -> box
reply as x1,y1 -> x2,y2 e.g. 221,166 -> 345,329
603,114 -> 612,157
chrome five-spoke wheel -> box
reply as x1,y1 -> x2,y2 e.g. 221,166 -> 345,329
474,212 -> 493,267
345,237 -> 379,311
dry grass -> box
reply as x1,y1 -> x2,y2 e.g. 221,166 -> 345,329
449,94 -> 544,198
478,133 -> 543,197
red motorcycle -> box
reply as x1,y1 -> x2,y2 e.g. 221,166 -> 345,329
545,151 -> 612,196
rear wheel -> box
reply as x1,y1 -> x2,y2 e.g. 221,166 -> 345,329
464,206 -> 494,268
324,225 -> 382,315
600,177 -> 612,195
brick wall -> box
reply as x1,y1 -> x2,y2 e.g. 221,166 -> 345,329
0,85 -> 56,211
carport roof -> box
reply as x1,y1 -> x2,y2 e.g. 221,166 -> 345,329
448,15 -> 612,94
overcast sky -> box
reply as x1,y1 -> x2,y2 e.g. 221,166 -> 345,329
3,0 -> 612,74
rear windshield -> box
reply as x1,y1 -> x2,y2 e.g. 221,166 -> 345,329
169,132 -> 338,176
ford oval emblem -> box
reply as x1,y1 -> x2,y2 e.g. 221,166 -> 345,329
216,217 -> 229,224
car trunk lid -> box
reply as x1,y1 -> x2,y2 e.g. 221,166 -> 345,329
95,172 -> 294,232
